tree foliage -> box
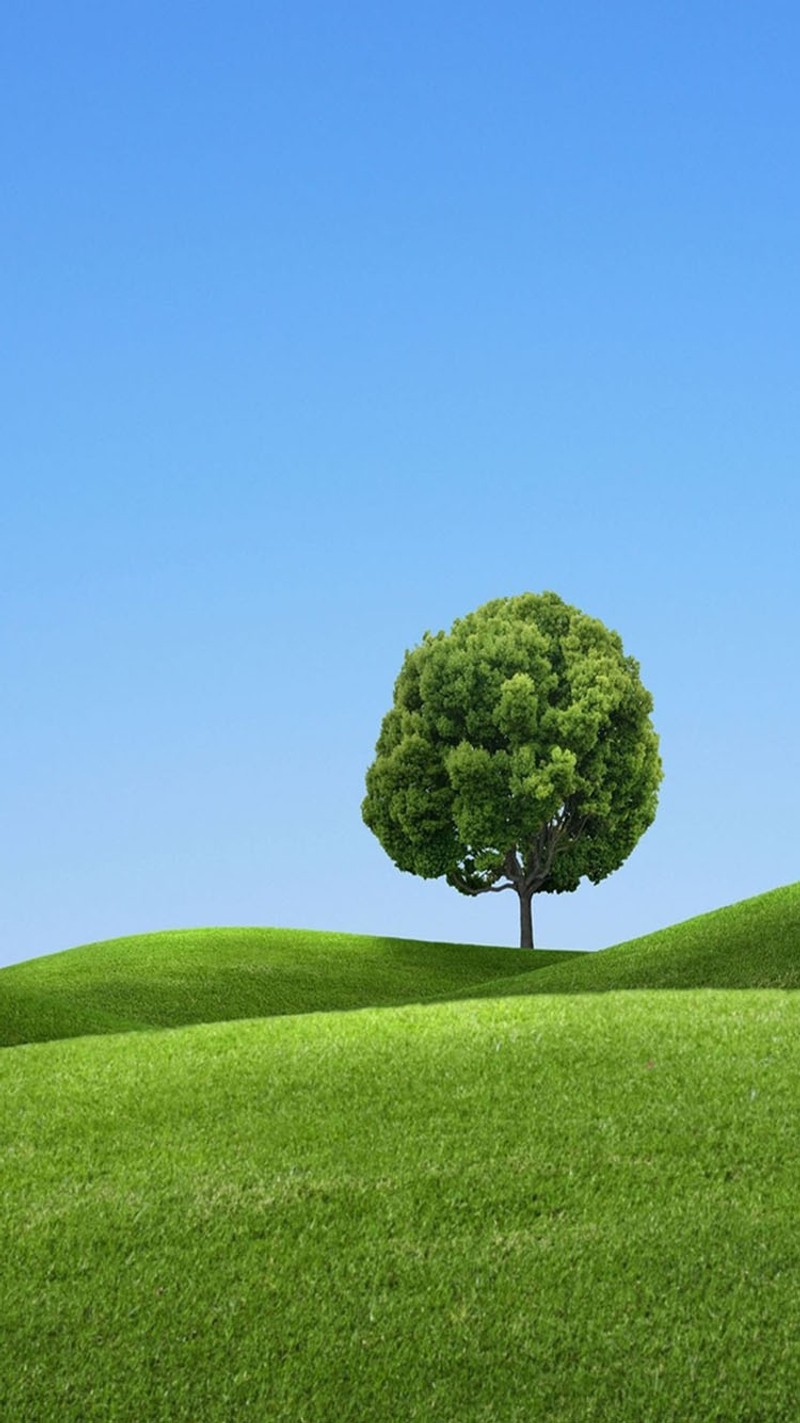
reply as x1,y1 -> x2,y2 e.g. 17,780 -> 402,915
361,591 -> 663,946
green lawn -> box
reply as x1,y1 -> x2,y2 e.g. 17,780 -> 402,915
0,927 -> 583,1049
1,882 -> 799,1421
452,878 -> 800,1000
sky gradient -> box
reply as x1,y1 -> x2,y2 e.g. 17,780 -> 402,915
2,2 -> 798,968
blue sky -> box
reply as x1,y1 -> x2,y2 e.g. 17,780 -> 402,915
2,2 -> 798,968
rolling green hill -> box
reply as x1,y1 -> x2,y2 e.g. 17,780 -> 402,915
0,926 -> 584,1049
2,882 -> 800,1421
454,879 -> 800,1001
2,880 -> 797,1051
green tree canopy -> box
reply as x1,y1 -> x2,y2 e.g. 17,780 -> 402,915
361,591 -> 663,947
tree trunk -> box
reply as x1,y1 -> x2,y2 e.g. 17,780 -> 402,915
519,889 -> 535,949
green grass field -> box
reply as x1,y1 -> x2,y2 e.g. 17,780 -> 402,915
2,882 -> 799,1421
0,926 -> 584,1050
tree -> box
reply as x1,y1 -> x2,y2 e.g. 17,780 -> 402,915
361,591 -> 663,948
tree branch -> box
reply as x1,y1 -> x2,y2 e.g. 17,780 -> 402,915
502,848 -> 523,883
447,858 -> 519,896
449,807 -> 591,899
522,810 -> 575,892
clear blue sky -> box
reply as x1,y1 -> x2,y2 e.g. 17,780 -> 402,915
2,2 -> 798,968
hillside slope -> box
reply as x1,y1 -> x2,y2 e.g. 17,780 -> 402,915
452,881 -> 800,1001
0,926 -> 583,1049
2,979 -> 800,1421
4,881 -> 797,1052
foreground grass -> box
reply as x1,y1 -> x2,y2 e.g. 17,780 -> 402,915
0,927 -> 583,1049
3,986 -> 800,1421
2,881 -> 800,1420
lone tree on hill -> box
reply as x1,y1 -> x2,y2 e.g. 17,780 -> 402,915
362,591 -> 663,948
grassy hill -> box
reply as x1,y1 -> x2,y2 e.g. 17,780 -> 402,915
0,928 -> 584,1049
454,878 -> 800,1001
1,882 -> 800,1422
2,880 -> 798,1051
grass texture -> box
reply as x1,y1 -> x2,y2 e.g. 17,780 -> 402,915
0,928 -> 583,1049
452,879 -> 800,1001
1,881 -> 799,1421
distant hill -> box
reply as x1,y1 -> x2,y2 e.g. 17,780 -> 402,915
0,926 -> 582,1049
3,881 -> 798,1052
452,881 -> 800,1001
